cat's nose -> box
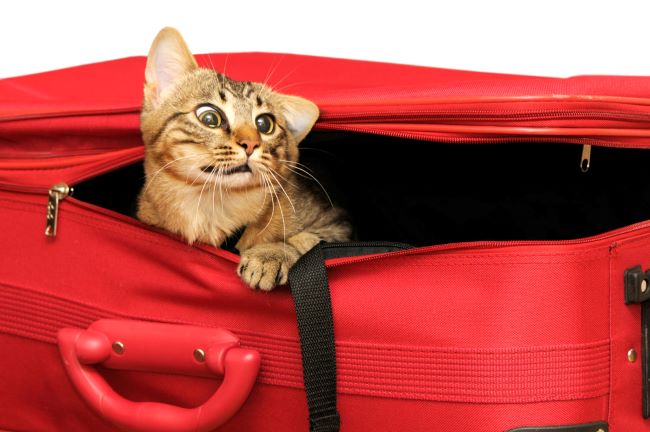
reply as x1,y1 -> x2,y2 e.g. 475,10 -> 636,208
237,139 -> 260,156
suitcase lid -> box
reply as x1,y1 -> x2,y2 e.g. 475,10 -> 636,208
1,53 -> 650,188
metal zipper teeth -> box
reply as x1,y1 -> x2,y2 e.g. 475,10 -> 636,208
4,92 -> 650,123
314,124 -> 636,148
318,108 -> 650,143
318,96 -> 650,111
3,103 -> 648,124
0,150 -> 144,194
320,110 -> 650,122
4,109 -> 649,127
326,220 -> 650,269
0,106 -> 140,123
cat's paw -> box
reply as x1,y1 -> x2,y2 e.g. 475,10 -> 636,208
237,243 -> 300,291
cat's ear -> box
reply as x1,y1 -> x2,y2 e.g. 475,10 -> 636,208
144,27 -> 198,107
278,95 -> 320,143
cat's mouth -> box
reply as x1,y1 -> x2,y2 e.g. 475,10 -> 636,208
201,164 -> 252,175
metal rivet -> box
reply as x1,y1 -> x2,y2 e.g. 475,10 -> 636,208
112,341 -> 125,355
642,279 -> 648,293
194,348 -> 206,363
628,348 -> 638,363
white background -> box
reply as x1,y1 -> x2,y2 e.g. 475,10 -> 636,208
1,0 -> 649,79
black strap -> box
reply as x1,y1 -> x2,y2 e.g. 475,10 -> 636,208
288,241 -> 412,432
289,243 -> 340,432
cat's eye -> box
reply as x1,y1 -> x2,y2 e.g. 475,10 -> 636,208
196,106 -> 223,128
255,114 -> 275,135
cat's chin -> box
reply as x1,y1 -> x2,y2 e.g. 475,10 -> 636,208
204,171 -> 258,189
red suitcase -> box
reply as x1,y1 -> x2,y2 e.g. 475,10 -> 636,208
2,53 -> 650,432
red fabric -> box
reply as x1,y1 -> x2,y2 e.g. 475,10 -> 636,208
1,54 -> 649,431
0,187 -> 647,431
1,53 -> 650,189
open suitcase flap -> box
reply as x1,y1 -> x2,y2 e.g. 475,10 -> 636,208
1,53 -> 650,190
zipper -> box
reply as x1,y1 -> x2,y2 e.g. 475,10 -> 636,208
6,178 -> 650,267
320,109 -> 650,123
325,219 -> 650,269
581,145 -> 592,172
320,240 -> 413,260
315,124 -> 633,148
33,189 -> 241,264
316,104 -> 650,148
320,122 -> 650,138
44,183 -> 73,237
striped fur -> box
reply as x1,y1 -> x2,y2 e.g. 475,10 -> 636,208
137,28 -> 351,290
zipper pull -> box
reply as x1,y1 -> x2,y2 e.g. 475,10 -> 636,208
580,144 -> 591,173
45,182 -> 73,237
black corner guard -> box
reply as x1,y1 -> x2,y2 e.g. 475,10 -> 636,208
624,265 -> 650,419
624,265 -> 650,305
288,241 -> 412,432
506,421 -> 608,432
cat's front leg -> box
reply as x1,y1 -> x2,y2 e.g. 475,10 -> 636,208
237,242 -> 301,291
237,232 -> 321,291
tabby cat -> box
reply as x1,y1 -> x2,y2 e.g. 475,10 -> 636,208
137,28 -> 351,290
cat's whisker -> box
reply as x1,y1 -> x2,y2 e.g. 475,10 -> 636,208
279,163 -> 316,183
267,66 -> 298,94
217,166 -> 226,215
278,164 -> 312,181
261,54 -> 285,91
214,54 -> 229,98
249,170 -> 268,217
254,180 -> 268,217
295,147 -> 336,157
209,164 -> 219,216
185,158 -> 208,183
260,55 -> 290,101
266,174 -> 287,251
194,166 -> 213,226
278,159 -> 319,177
143,153 -> 210,195
206,53 -> 216,72
259,168 -> 291,257
222,54 -> 230,78
257,173 -> 276,236
265,165 -> 299,189
263,166 -> 296,214
280,161 -> 334,208
270,79 -> 319,95
189,162 -> 209,188
224,167 -> 233,196
279,158 -> 314,171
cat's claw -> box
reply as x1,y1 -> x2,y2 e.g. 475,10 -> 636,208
237,243 -> 300,291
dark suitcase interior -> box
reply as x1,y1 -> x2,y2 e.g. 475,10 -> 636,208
74,132 -> 650,247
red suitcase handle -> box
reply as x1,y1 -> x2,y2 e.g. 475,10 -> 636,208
57,320 -> 260,432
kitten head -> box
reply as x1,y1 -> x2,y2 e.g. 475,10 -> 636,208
141,27 -> 319,190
